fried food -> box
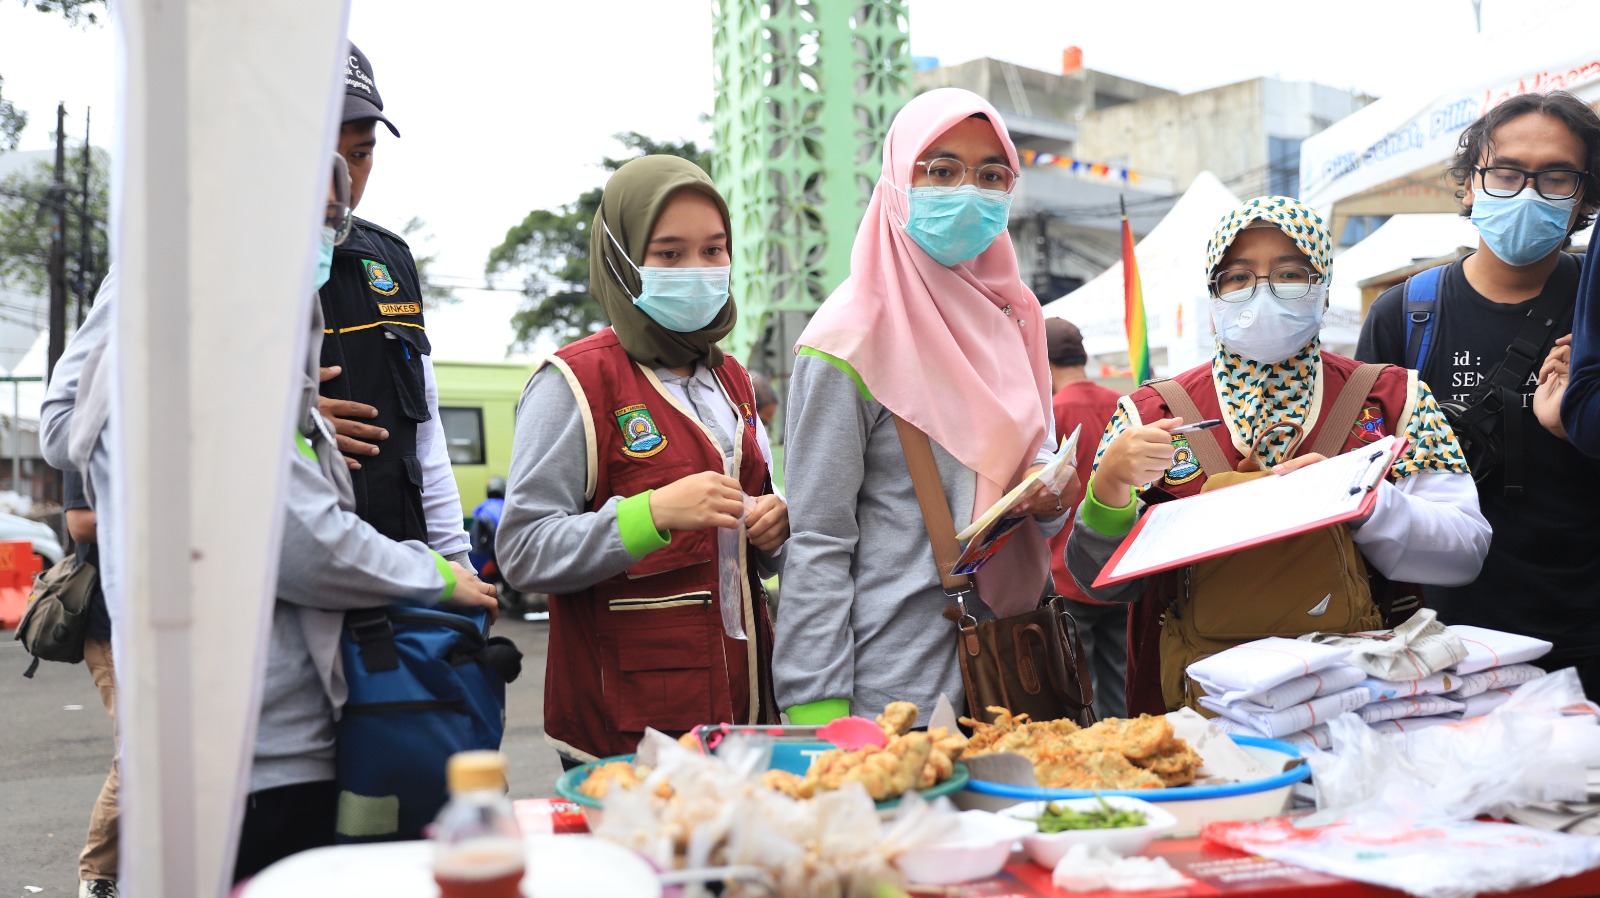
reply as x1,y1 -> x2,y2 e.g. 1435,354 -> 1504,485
876,701 -> 918,737
762,768 -> 810,799
581,702 -> 965,807
578,760 -> 648,800
962,711 -> 1200,790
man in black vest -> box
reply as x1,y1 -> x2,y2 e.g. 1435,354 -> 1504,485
317,43 -> 471,563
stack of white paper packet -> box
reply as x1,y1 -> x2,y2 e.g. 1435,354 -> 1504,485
1189,639 -> 1371,742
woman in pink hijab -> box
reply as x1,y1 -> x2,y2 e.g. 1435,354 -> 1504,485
774,88 -> 1076,727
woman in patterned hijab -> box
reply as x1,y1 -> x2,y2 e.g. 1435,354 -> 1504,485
1062,195 -> 1492,715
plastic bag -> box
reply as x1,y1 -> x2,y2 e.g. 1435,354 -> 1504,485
1303,668 -> 1593,827
718,494 -> 756,641
1205,815 -> 1600,898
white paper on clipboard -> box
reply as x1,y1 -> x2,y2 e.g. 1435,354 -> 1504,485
1093,434 -> 1403,588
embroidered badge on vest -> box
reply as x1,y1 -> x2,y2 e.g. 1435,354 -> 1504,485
1164,436 -> 1202,485
363,260 -> 400,296
739,402 -> 757,428
615,404 -> 667,458
1353,406 -> 1385,444
378,302 -> 420,316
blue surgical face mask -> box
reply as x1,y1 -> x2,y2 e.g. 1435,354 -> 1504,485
1470,187 -> 1577,267
315,226 -> 337,290
1210,283 -> 1325,363
900,185 -> 1013,267
603,219 -> 730,332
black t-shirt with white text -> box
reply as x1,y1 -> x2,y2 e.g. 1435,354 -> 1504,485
1356,254 -> 1600,659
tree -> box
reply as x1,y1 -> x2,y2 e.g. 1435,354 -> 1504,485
0,77 -> 24,153
485,132 -> 711,349
21,0 -> 102,24
0,142 -> 109,321
1,2 -> 104,154
399,216 -> 458,307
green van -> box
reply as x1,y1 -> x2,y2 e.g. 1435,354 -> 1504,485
433,360 -> 537,523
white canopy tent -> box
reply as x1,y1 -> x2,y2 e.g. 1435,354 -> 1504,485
1040,171 -> 1240,378
107,2 -> 352,895
1300,0 -> 1600,235
1320,213 -> 1483,352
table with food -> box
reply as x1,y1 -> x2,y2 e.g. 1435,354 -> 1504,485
241,615 -> 1600,898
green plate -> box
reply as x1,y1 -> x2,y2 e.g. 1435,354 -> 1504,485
556,753 -> 970,812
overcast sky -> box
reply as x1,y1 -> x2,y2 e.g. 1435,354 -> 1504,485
0,0 -> 1546,336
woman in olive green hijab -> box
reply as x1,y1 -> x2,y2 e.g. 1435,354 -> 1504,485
497,155 -> 786,766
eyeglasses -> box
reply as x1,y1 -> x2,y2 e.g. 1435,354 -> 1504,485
325,202 -> 353,246
1475,166 -> 1588,201
1209,266 -> 1322,301
913,157 -> 1019,194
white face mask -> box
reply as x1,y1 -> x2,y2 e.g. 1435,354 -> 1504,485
1210,283 -> 1325,363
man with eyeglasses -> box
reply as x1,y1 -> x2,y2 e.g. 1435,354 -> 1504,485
1356,90 -> 1600,698
316,43 -> 473,580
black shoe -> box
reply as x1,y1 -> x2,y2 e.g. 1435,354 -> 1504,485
79,881 -> 118,898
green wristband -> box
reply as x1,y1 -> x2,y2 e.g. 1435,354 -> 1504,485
431,550 -> 457,604
786,698 -> 850,725
617,490 -> 671,558
1078,476 -> 1139,538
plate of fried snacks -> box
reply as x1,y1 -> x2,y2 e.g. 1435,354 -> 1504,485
960,709 -> 1206,790
557,701 -> 970,814
954,707 -> 1310,834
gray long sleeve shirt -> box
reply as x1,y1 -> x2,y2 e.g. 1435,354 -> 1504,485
772,353 -> 1062,725
497,359 -> 779,597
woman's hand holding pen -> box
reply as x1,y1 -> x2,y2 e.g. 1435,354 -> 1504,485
1092,417 -> 1193,508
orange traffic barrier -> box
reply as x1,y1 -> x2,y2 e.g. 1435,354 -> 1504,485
0,539 -> 43,629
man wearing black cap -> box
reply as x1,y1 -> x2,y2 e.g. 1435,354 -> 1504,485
1043,317 -> 1127,720
317,44 -> 472,572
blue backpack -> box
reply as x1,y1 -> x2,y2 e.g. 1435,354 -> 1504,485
333,605 -> 522,842
1401,265 -> 1445,372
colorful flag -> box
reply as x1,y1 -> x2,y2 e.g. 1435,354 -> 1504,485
1120,196 -> 1152,384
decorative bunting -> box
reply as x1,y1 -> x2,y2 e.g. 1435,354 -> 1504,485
1018,148 -> 1138,182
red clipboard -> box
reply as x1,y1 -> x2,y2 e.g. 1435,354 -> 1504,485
1092,435 -> 1408,589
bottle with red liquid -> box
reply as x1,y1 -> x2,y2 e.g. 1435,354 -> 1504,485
433,750 -> 525,898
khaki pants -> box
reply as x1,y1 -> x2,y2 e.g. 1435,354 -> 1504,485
79,638 -> 119,881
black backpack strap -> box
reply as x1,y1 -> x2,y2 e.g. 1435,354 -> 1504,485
1403,266 -> 1443,372
1466,254 -> 1578,495
346,609 -> 400,673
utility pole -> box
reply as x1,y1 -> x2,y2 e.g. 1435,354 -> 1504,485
1471,0 -> 1483,32
46,102 -> 68,380
78,108 -> 92,328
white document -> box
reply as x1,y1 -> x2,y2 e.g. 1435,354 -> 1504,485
1098,435 -> 1402,586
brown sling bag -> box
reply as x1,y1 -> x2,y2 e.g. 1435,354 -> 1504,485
894,415 -> 1096,727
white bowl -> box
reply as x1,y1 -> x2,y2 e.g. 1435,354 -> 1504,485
893,810 -> 1035,885
997,797 -> 1177,867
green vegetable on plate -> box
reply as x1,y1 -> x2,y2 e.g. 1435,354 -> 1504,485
1031,796 -> 1147,833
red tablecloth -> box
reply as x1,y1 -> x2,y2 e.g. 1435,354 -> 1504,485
961,838 -> 1600,898
512,800 -> 1600,898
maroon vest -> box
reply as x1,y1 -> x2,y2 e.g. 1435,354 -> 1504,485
544,330 -> 775,758
1122,353 -> 1411,715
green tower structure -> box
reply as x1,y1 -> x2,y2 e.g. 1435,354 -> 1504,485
711,0 -> 912,374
